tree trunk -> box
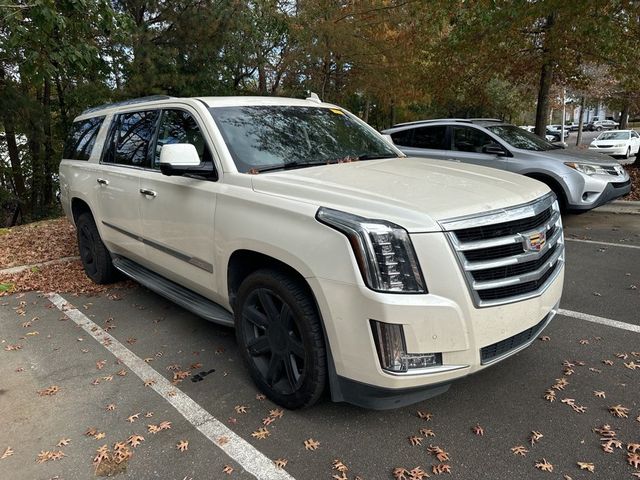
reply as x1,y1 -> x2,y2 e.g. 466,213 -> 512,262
43,78 -> 54,207
534,13 -> 557,138
1,117 -> 27,205
576,96 -> 586,147
619,100 -> 630,130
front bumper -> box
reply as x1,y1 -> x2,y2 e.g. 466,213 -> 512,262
568,178 -> 631,211
589,146 -> 627,156
309,230 -> 564,409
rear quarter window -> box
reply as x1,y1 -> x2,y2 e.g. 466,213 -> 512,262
63,116 -> 105,160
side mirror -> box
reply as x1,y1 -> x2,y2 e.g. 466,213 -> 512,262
159,143 -> 215,179
483,144 -> 507,156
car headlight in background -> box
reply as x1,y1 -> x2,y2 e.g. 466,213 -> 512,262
614,143 -> 626,147
564,162 -> 608,176
316,207 -> 426,293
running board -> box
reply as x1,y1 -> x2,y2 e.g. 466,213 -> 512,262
112,256 -> 234,327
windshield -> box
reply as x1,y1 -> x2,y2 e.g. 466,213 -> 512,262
486,125 -> 558,151
597,131 -> 629,140
209,106 -> 399,173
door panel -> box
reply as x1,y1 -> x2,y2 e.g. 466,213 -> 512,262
138,172 -> 217,297
449,126 -> 510,171
96,166 -> 145,261
138,108 -> 218,298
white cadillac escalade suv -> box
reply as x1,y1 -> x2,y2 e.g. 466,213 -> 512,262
59,95 -> 564,409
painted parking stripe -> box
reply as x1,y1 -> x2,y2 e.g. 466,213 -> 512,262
565,238 -> 640,250
47,293 -> 295,480
558,308 -> 640,334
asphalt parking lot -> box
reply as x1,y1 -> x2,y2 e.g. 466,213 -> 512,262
1,210 -> 639,480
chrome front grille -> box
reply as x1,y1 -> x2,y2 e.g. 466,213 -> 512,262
440,193 -> 564,307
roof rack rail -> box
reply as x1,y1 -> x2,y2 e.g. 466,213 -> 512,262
466,118 -> 504,122
391,117 -> 504,128
82,95 -> 174,115
391,118 -> 472,128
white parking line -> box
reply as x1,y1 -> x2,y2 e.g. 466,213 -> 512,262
558,308 -> 640,333
565,238 -> 640,250
47,293 -> 295,480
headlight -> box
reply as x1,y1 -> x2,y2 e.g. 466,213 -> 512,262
614,143 -> 626,147
564,162 -> 607,176
316,207 -> 426,293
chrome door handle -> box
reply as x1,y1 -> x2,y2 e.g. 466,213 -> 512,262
139,188 -> 157,197
97,178 -> 109,185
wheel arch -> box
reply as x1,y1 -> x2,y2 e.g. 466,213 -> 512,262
523,172 -> 568,209
226,248 -> 340,402
70,197 -> 95,226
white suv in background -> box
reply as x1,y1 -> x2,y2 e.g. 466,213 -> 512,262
59,96 -> 564,409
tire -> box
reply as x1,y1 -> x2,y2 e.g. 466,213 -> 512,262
76,212 -> 119,284
234,269 -> 326,409
596,127 -> 603,131
624,147 -> 630,159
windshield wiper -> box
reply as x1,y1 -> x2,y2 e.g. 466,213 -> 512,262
250,154 -> 397,173
251,161 -> 328,173
356,154 -> 398,160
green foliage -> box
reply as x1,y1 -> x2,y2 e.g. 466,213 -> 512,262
1,0 -> 639,225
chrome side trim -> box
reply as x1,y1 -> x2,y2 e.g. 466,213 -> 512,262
385,364 -> 470,377
102,221 -> 213,273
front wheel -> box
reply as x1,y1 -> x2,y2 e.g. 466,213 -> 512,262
235,269 -> 326,409
624,147 -> 631,159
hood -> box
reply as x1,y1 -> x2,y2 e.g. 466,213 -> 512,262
522,148 -> 621,165
591,138 -> 627,146
251,157 -> 550,232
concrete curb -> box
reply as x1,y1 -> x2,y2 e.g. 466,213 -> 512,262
594,200 -> 640,215
0,256 -> 80,276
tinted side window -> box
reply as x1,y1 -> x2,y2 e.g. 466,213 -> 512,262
103,111 -> 159,167
63,117 -> 104,160
410,126 -> 447,149
390,129 -> 414,147
154,110 -> 210,169
452,127 -> 495,153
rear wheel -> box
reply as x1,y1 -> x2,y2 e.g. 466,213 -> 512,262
624,147 -> 631,159
235,269 -> 326,409
76,212 -> 118,284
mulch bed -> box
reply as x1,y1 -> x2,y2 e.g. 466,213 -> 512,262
0,217 -> 78,269
1,217 -> 133,296
624,165 -> 639,201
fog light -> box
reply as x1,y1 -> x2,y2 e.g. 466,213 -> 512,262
371,320 -> 442,373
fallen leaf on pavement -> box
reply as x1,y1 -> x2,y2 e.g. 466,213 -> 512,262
57,438 -> 71,447
530,431 -> 543,445
1,447 -> 14,459
37,385 -> 60,396
511,445 -> 528,456
274,458 -> 288,469
223,464 -> 234,474
432,463 -> 451,475
472,424 -> 484,436
177,440 -> 188,452
577,462 -> 594,472
126,435 -> 144,448
252,428 -> 270,440
609,404 -> 629,418
535,458 -> 553,472
304,438 -> 320,450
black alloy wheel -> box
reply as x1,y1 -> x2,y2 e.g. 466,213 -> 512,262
235,269 -> 326,409
76,212 -> 118,284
